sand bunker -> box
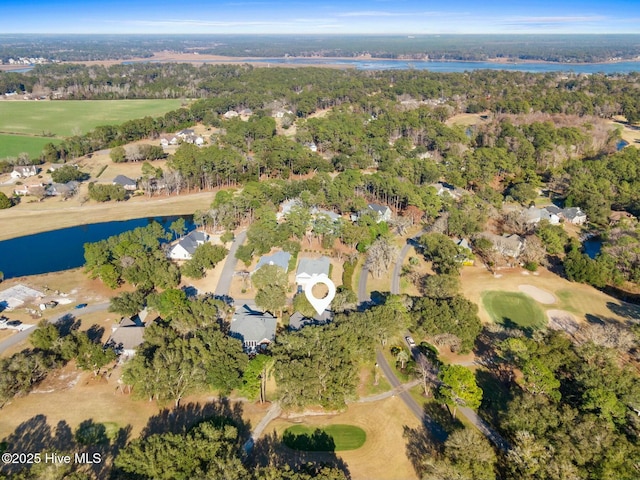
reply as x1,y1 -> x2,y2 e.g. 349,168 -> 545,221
547,310 -> 580,336
518,285 -> 556,304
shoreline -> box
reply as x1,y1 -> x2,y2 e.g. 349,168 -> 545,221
0,191 -> 215,241
3,53 -> 640,72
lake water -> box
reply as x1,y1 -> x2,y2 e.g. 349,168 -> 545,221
0,215 -> 193,279
122,58 -> 640,74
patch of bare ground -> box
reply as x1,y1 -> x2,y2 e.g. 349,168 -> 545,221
264,398 -> 419,480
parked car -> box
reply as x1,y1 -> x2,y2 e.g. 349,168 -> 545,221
405,335 -> 416,347
74,303 -> 88,309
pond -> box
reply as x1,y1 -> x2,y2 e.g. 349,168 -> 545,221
0,215 -> 194,279
617,140 -> 629,151
583,237 -> 603,259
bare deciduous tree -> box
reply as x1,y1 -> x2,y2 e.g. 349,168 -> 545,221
365,236 -> 399,279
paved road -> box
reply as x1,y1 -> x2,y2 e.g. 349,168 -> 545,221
391,229 -> 427,295
375,350 -> 447,442
214,230 -> 247,297
358,263 -> 370,304
459,406 -> 509,451
0,302 -> 110,355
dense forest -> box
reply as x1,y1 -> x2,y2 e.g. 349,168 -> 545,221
2,34 -> 640,62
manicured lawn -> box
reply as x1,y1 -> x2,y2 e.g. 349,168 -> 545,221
0,99 -> 183,137
482,291 -> 546,330
0,133 -> 61,159
282,424 -> 366,451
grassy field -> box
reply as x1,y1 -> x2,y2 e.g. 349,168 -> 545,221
0,133 -> 61,159
283,424 -> 367,451
482,291 -> 547,330
0,100 -> 183,137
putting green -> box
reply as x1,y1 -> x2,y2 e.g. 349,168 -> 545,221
482,291 -> 546,330
283,424 -> 366,451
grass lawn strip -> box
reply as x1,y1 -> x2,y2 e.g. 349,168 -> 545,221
482,291 -> 546,330
0,133 -> 62,159
0,100 -> 183,137
283,424 -> 366,451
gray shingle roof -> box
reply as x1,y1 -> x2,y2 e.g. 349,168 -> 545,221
289,309 -> 332,331
296,256 -> 330,278
112,175 -> 136,187
254,251 -> 291,273
230,305 -> 277,345
176,230 -> 209,255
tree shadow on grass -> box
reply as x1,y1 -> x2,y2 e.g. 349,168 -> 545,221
56,314 -> 81,337
606,301 -> 640,322
252,431 -> 351,479
282,428 -> 336,452
1,415 -> 131,479
141,397 -> 250,440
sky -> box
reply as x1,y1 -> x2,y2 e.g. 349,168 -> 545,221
3,0 -> 640,34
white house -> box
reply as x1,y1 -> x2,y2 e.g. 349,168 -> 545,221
368,203 -> 392,223
224,110 -> 239,119
563,207 -> 587,225
167,230 -> 210,260
296,256 -> 331,288
524,206 -> 561,225
11,165 -> 38,179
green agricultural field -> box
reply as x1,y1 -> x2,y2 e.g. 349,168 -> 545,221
482,291 -> 547,331
0,133 -> 61,160
283,424 -> 367,452
0,99 -> 183,137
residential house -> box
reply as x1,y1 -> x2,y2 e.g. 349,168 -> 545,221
229,304 -> 277,352
454,238 -> 475,265
481,232 -> 525,258
563,207 -> 587,225
177,129 -> 195,139
112,175 -> 137,191
106,309 -> 154,360
160,135 -> 179,147
46,181 -> 78,197
310,207 -> 341,223
167,230 -> 210,260
47,163 -> 73,173
296,256 -> 331,288
240,108 -> 253,117
277,198 -> 302,221
13,183 -> 45,196
368,203 -> 392,223
253,251 -> 292,274
224,110 -> 239,119
273,109 -> 293,118
429,182 -> 465,200
289,309 -> 333,331
10,165 -> 38,179
524,206 -> 561,225
304,142 -> 318,153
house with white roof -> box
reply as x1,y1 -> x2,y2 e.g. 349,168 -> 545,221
11,165 -> 38,179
